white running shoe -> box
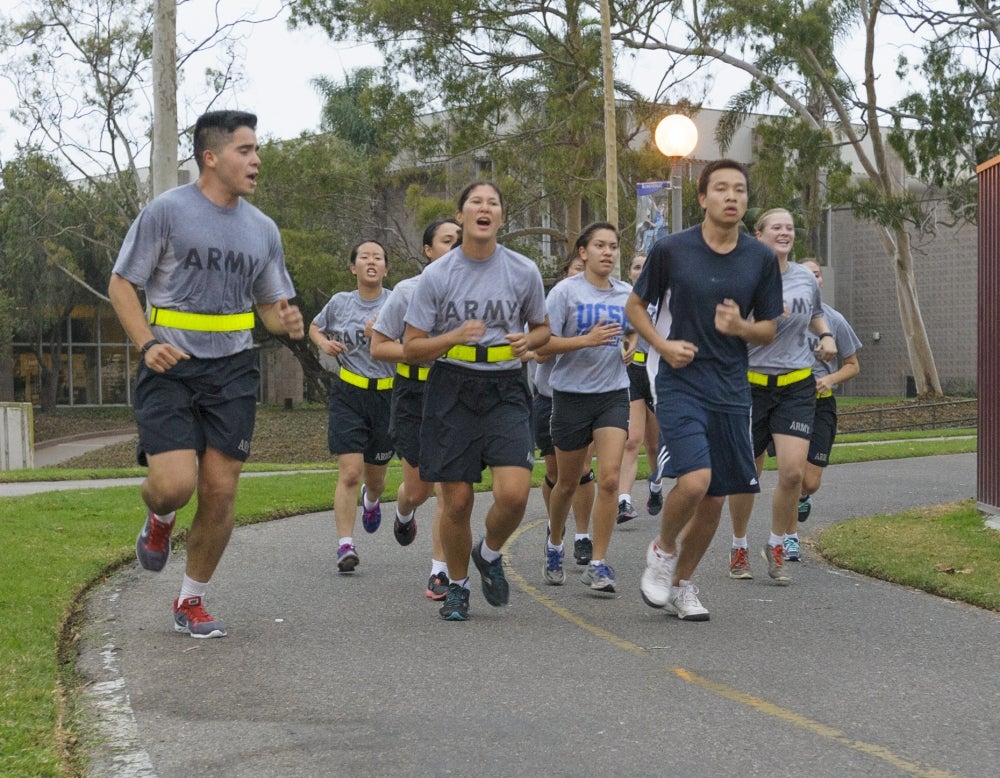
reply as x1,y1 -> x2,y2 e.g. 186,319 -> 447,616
664,581 -> 710,621
640,539 -> 676,608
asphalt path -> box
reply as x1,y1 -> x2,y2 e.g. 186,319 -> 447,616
72,452 -> 999,777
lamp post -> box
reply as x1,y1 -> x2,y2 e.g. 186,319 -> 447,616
654,114 -> 698,233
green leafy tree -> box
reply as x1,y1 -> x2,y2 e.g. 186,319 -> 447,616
254,132 -> 385,401
290,0 -> 658,261
886,1 -> 1000,224
0,152 -> 99,410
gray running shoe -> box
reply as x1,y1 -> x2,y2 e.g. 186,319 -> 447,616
581,562 -> 616,594
136,510 -> 173,572
173,596 -> 228,638
616,499 -> 637,524
762,543 -> 791,583
783,536 -> 801,562
337,543 -> 359,573
728,547 -> 753,579
471,538 -> 509,606
544,544 -> 566,585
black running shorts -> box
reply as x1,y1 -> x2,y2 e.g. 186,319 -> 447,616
419,362 -> 534,483
134,349 -> 258,464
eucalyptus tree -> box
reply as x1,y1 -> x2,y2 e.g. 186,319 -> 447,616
616,0 -> 945,396
885,0 -> 1000,224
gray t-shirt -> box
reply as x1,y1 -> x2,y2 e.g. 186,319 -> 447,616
808,303 -> 862,386
546,273 -> 632,393
530,353 -> 555,398
371,275 -> 431,369
747,262 -> 823,373
112,183 -> 295,358
404,245 -> 547,372
312,288 -> 394,378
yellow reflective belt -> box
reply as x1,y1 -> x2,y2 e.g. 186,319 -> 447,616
632,352 -> 647,364
746,367 -> 813,388
445,344 -> 515,363
396,363 -> 429,381
338,367 -> 394,391
149,307 -> 255,332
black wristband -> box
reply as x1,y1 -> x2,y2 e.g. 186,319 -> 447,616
140,338 -> 160,355
819,332 -> 834,340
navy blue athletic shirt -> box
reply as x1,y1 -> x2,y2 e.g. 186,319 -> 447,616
632,225 -> 783,412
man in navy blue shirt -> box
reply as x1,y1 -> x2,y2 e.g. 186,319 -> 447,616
626,159 -> 783,621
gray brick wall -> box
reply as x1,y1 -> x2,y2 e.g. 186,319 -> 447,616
259,343 -> 304,405
828,206 -> 977,397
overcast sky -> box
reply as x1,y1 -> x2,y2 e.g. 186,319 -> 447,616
0,1 -> 916,167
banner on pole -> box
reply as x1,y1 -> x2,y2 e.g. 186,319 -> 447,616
636,181 -> 672,253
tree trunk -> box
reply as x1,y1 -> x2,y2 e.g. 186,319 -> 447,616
889,227 -> 943,397
565,196 -> 583,256
280,337 -> 330,404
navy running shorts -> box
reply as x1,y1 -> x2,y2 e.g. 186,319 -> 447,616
655,390 -> 760,496
419,362 -> 534,483
327,378 -> 395,466
550,388 -> 629,452
134,349 -> 258,465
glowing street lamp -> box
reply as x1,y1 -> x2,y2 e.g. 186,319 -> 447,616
654,114 -> 699,233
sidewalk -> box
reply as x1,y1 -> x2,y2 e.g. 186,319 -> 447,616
33,430 -> 138,468
73,452 -> 998,778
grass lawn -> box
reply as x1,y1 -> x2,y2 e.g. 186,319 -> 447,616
0,434 -> 992,776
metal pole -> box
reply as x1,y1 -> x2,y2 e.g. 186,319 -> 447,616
599,0 -> 619,276
672,166 -> 683,233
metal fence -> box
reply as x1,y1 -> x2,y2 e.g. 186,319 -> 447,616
838,399 -> 977,434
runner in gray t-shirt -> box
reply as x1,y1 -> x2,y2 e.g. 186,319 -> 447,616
728,208 -> 837,582
403,181 -> 550,621
530,254 -> 596,567
309,240 -> 395,574
796,260 -> 862,524
370,218 -> 461,599
537,222 -> 632,595
108,110 -> 305,639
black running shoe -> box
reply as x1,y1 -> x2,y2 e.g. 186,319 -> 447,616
393,514 -> 417,546
646,484 -> 663,516
439,583 -> 470,621
471,538 -> 509,606
573,536 -> 593,565
426,572 -> 450,600
798,495 -> 812,522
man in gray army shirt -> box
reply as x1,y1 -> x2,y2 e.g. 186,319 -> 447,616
108,110 -> 305,638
